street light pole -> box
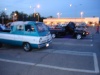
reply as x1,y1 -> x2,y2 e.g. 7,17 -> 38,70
13,13 -> 17,22
34,7 -> 36,17
30,4 -> 40,17
36,13 -> 39,22
23,15 -> 24,21
2,17 -> 4,24
57,13 -> 62,18
1,8 -> 7,24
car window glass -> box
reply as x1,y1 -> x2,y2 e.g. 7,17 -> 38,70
25,24 -> 35,32
16,25 -> 24,31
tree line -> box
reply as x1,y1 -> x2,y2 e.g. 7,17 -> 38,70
0,11 -> 52,24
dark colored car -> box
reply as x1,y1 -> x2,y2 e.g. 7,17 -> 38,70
65,22 -> 89,39
47,22 -> 89,39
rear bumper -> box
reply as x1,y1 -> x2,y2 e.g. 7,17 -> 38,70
82,31 -> 89,36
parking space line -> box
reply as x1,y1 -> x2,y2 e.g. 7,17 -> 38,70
41,49 -> 100,73
0,50 -> 99,74
52,42 -> 93,47
0,58 -> 99,74
93,53 -> 99,73
52,50 -> 93,56
0,58 -> 36,66
37,64 -> 96,73
91,44 -> 93,46
91,40 -> 93,42
39,49 -> 94,56
53,38 -> 93,42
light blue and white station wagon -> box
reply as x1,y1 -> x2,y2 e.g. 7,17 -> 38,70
0,21 -> 52,51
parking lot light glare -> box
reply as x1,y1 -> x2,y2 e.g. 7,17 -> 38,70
57,12 -> 62,18
80,11 -> 84,18
37,4 -> 40,8
4,8 -> 7,10
30,6 -> 32,8
70,4 -> 72,7
14,13 -> 17,16
29,4 -> 40,17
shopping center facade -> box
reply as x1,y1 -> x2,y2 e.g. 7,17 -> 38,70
43,17 -> 99,26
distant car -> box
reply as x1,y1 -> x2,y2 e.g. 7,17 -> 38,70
76,22 -> 88,30
59,24 -> 67,27
76,25 -> 87,31
65,22 -> 89,39
47,22 -> 89,39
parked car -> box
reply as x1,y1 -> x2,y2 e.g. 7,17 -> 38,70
47,22 -> 89,39
76,22 -> 88,31
65,22 -> 89,39
0,21 -> 52,51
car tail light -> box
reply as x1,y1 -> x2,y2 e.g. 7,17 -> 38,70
86,32 -> 89,35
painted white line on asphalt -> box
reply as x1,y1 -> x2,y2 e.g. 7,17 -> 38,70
0,58 -> 36,66
54,38 -> 93,41
0,58 -> 98,74
91,44 -> 93,46
52,42 -> 92,47
40,49 -> 94,56
0,51 -> 99,74
91,40 -> 93,42
37,64 -> 96,73
52,50 -> 93,56
41,49 -> 100,73
93,53 -> 99,73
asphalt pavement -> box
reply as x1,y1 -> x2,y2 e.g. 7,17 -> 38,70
0,26 -> 100,75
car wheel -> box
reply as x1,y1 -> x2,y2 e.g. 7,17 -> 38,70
76,34 -> 82,39
52,34 -> 56,38
23,42 -> 32,52
0,43 -> 3,48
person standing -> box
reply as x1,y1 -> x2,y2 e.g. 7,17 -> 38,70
96,24 -> 99,34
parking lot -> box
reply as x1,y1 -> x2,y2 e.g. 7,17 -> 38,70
0,26 -> 100,75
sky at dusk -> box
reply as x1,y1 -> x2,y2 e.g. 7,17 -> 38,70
0,0 -> 100,18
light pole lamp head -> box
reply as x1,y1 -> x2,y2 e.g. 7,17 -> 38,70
14,13 -> 17,16
37,4 -> 40,8
57,13 -> 62,15
80,12 -> 83,15
70,4 -> 72,7
57,12 -> 62,18
36,13 -> 38,15
4,8 -> 7,11
80,12 -> 84,18
57,13 -> 60,15
30,6 -> 32,8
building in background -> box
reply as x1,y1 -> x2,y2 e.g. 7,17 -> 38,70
43,17 -> 99,26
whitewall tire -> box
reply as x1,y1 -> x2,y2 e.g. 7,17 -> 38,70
23,43 -> 32,52
76,34 -> 82,39
52,34 -> 56,38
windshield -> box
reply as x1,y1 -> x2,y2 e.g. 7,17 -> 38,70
36,23 -> 48,32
